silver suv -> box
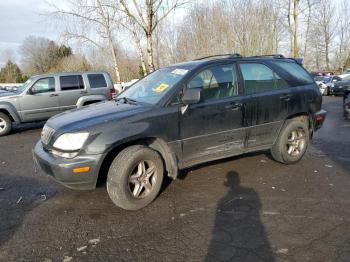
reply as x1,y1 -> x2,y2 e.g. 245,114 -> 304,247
0,71 -> 114,136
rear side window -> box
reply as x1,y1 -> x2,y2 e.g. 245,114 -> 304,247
88,74 -> 107,88
60,75 -> 84,91
239,63 -> 289,95
273,61 -> 314,86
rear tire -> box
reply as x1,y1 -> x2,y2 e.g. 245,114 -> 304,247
0,112 -> 12,136
106,145 -> 164,210
270,117 -> 309,164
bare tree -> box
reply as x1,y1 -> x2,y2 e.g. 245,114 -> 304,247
334,0 -> 350,71
50,0 -> 122,82
119,0 -> 186,72
316,0 -> 335,70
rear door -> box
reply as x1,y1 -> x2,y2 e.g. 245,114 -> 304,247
19,77 -> 60,122
238,62 -> 291,148
179,63 -> 247,166
57,75 -> 86,111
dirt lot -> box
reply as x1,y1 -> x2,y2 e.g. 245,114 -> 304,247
0,96 -> 349,262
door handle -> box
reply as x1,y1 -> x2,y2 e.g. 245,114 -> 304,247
225,102 -> 243,111
280,94 -> 292,101
80,91 -> 88,94
49,94 -> 58,97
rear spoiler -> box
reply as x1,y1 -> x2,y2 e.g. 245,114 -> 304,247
291,58 -> 303,65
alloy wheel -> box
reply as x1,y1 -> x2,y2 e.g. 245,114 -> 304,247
286,128 -> 306,157
128,160 -> 158,199
0,117 -> 7,132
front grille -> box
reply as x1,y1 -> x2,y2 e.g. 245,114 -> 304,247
41,126 -> 55,145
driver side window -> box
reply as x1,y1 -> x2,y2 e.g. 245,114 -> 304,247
187,64 -> 238,101
31,77 -> 55,94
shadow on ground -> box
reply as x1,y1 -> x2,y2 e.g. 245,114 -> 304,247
205,171 -> 274,262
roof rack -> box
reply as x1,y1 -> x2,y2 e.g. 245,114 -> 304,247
195,53 -> 242,60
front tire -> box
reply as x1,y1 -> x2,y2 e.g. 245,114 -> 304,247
106,145 -> 164,210
270,117 -> 309,164
0,112 -> 12,136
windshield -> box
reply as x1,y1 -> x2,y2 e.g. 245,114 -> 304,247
119,67 -> 189,104
16,78 -> 33,93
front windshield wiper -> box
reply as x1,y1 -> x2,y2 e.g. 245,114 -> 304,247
115,97 -> 138,105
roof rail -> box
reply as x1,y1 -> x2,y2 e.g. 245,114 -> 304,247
249,54 -> 285,59
195,53 -> 242,60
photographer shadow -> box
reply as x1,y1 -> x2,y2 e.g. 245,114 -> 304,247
206,171 -> 275,262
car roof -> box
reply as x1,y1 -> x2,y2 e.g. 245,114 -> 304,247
166,54 -> 301,70
31,71 -> 109,79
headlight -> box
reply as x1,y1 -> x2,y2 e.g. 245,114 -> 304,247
53,132 -> 89,151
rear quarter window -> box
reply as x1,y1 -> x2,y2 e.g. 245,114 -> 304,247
272,61 -> 314,86
88,74 -> 107,88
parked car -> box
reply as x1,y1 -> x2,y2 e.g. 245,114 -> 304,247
33,54 -> 327,210
344,92 -> 350,120
0,71 -> 114,136
314,75 -> 342,96
331,75 -> 350,96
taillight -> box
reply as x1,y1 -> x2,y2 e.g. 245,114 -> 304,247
110,88 -> 116,100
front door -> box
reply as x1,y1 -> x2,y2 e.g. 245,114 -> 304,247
19,77 -> 60,122
179,63 -> 246,167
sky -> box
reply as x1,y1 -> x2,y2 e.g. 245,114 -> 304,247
0,0 -> 344,67
0,0 -> 60,66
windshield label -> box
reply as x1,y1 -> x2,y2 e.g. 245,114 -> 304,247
171,69 -> 188,75
153,83 -> 169,93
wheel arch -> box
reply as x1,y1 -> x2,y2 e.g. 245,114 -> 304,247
76,95 -> 106,108
273,112 -> 312,146
286,112 -> 313,135
96,136 -> 178,186
0,104 -> 21,123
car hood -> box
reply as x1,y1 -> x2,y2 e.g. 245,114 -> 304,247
46,100 -> 152,132
0,91 -> 19,98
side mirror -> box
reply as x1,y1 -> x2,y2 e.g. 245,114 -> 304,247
182,88 -> 201,105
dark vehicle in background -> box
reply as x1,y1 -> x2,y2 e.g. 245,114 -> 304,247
331,75 -> 350,96
314,75 -> 342,96
33,54 -> 327,210
0,71 -> 114,136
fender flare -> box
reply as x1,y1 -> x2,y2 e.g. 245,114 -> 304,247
0,103 -> 21,123
76,95 -> 107,108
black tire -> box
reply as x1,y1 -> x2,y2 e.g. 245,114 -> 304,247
270,117 -> 309,164
106,145 -> 164,210
326,87 -> 330,96
0,112 -> 12,136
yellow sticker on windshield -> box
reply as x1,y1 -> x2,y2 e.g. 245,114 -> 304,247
153,83 -> 169,93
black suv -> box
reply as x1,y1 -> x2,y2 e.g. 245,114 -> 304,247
33,54 -> 327,210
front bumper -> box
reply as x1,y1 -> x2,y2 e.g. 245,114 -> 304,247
314,109 -> 327,131
33,141 -> 103,190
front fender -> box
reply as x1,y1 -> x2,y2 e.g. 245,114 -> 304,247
0,102 -> 21,123
76,95 -> 107,108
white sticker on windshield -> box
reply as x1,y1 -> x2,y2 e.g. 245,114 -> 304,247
171,69 -> 189,75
